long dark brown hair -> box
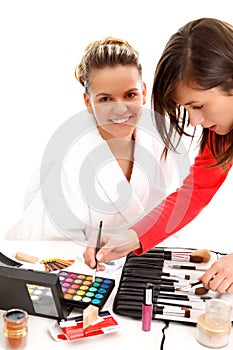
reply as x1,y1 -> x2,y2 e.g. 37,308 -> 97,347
151,17 -> 233,170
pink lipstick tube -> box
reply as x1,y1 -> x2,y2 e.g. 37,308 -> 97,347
142,283 -> 153,331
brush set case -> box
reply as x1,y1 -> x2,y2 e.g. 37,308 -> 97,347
113,246 -> 233,325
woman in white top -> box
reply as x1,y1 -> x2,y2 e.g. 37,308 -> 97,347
5,37 -> 179,244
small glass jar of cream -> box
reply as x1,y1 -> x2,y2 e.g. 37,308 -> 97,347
196,298 -> 232,348
3,309 -> 28,350
196,313 -> 231,348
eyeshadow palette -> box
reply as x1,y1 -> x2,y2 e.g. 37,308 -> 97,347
58,271 -> 115,310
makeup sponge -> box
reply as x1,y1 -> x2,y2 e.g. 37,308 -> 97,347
14,251 -> 39,263
83,304 -> 99,329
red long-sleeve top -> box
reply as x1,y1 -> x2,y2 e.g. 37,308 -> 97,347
132,144 -> 231,255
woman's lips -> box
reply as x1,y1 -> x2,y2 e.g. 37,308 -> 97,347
110,116 -> 132,124
208,125 -> 217,132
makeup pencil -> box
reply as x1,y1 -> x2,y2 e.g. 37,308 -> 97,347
92,220 -> 103,283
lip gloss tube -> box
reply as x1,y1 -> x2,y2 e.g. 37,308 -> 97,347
142,283 -> 153,331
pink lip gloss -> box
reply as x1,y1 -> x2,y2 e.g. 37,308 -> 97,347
142,283 -> 153,331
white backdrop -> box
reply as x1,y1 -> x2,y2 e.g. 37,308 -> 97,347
0,0 -> 232,234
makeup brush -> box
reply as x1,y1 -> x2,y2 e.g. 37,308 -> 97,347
92,220 -> 103,283
116,294 -> 205,311
157,301 -> 205,311
179,281 -> 209,295
188,249 -> 211,263
116,302 -> 191,318
124,262 -> 191,280
180,280 -> 203,291
194,287 -> 209,295
117,290 -> 211,302
133,248 -> 211,263
154,306 -> 191,318
165,249 -> 211,263
166,264 -> 208,271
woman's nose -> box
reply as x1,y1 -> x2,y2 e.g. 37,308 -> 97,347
112,102 -> 128,115
189,111 -> 205,127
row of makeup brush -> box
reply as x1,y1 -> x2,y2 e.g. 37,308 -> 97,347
113,248 -> 212,320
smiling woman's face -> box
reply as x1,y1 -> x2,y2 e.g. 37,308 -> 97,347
83,65 -> 146,140
174,83 -> 233,135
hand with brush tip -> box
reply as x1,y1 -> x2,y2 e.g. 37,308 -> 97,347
84,229 -> 140,271
199,252 -> 233,294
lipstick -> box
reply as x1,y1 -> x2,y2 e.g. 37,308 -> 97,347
142,283 -> 153,331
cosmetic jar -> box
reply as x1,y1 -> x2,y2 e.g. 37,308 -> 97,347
205,298 -> 232,329
3,309 -> 28,349
196,313 -> 231,348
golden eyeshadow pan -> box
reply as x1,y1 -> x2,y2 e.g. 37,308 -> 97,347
58,271 -> 115,310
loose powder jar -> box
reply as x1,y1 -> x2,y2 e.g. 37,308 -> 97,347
3,309 -> 28,350
196,313 -> 231,348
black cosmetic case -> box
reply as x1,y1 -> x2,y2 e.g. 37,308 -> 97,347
113,246 -> 231,325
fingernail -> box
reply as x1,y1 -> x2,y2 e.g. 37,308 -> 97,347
96,253 -> 103,261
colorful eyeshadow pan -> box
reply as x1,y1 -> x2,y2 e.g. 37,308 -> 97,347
58,271 -> 115,310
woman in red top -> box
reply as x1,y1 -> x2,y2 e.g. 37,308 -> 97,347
84,18 -> 233,293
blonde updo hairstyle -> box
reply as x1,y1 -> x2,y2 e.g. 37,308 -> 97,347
75,37 -> 142,93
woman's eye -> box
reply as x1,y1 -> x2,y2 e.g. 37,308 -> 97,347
193,105 -> 203,110
99,96 -> 110,102
126,92 -> 136,98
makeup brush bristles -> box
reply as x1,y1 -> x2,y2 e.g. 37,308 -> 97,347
40,258 -> 75,272
194,287 -> 209,295
183,308 -> 191,318
171,249 -> 211,263
190,249 -> 211,263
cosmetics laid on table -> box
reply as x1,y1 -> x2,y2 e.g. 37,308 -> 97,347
0,249 -> 76,272
0,264 -> 115,321
113,246 -> 233,325
0,223 -> 115,320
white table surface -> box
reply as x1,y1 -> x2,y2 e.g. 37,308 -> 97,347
0,234 -> 233,350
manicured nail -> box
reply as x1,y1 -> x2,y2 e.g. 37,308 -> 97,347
96,253 -> 103,261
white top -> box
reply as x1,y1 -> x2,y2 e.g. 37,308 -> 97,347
4,113 -> 179,243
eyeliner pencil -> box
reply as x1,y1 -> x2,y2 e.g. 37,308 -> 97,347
92,220 -> 103,283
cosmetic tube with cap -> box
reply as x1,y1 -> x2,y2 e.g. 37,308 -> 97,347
142,283 -> 153,331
